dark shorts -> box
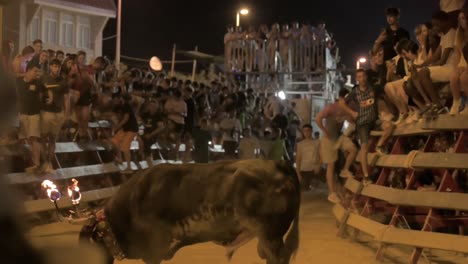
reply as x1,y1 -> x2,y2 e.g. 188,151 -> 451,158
168,120 -> 184,135
357,122 -> 376,145
76,90 -> 92,106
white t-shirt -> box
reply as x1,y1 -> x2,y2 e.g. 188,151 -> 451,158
440,28 -> 460,66
440,0 -> 465,12
297,139 -> 321,172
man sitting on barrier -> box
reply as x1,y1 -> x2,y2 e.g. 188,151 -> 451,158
316,89 -> 357,203
414,11 -> 458,116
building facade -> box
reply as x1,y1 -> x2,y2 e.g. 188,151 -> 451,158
3,0 -> 115,62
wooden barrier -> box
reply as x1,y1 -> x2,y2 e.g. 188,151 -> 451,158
336,121 -> 468,263
333,204 -> 468,254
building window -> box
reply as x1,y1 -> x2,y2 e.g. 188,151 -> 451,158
44,10 -> 58,44
78,24 -> 91,49
61,13 -> 74,47
30,16 -> 41,42
78,16 -> 91,49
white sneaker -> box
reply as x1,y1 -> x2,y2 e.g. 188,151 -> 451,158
339,170 -> 353,178
327,192 -> 341,203
450,99 -> 461,116
405,111 -> 420,124
393,113 -> 408,125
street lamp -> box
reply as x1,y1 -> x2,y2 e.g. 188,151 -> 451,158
356,57 -> 367,69
236,8 -> 249,27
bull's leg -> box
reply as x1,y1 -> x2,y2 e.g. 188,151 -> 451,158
258,239 -> 284,264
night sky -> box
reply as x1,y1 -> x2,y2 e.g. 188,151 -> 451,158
103,0 -> 439,70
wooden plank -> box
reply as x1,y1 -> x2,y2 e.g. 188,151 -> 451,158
371,122 -> 435,137
55,142 -> 108,153
6,159 -> 187,185
88,120 -> 112,129
344,178 -> 468,211
333,204 -> 468,253
422,114 -> 468,130
368,153 -> 468,170
369,154 -> 408,168
412,153 -> 468,169
24,186 -> 119,214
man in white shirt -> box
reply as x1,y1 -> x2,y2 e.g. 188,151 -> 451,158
415,11 -> 459,115
295,124 -> 322,191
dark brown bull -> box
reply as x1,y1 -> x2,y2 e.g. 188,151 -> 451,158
80,159 -> 300,264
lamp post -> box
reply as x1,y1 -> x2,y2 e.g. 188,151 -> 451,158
115,0 -> 122,74
236,8 -> 249,27
356,57 -> 367,69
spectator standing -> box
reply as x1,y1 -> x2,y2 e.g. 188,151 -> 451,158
40,59 -> 70,173
192,118 -> 212,163
295,124 -> 321,191
341,70 -> 379,185
17,63 -> 44,173
164,89 -> 187,160
140,99 -> 164,167
111,94 -> 139,174
316,89 -> 358,203
374,8 -> 410,61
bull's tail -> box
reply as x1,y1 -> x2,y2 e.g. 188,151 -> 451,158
282,200 -> 300,263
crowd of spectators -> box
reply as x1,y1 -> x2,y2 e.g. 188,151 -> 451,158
2,1 -> 467,205
0,38 -> 306,175
224,21 -> 337,72
315,2 -> 468,203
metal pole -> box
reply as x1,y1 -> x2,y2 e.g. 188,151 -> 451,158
170,44 -> 176,77
115,0 -> 122,74
191,46 -> 198,82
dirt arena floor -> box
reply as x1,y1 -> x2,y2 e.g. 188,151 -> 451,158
28,188 -> 467,264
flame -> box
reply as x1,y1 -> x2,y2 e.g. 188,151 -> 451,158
41,180 -> 61,202
67,178 -> 81,205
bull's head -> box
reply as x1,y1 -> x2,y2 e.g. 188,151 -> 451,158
78,210 -> 124,262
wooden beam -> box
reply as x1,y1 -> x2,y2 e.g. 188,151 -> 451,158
344,178 -> 468,211
371,122 -> 435,137
368,153 -> 468,170
55,142 -> 108,153
334,204 -> 468,253
7,160 -> 174,185
422,114 -> 468,130
24,186 -> 119,214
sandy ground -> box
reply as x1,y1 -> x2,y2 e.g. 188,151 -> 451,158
28,189 -> 467,264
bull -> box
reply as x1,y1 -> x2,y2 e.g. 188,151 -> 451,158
80,159 -> 301,264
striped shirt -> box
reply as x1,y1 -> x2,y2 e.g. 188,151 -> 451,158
347,86 -> 377,126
